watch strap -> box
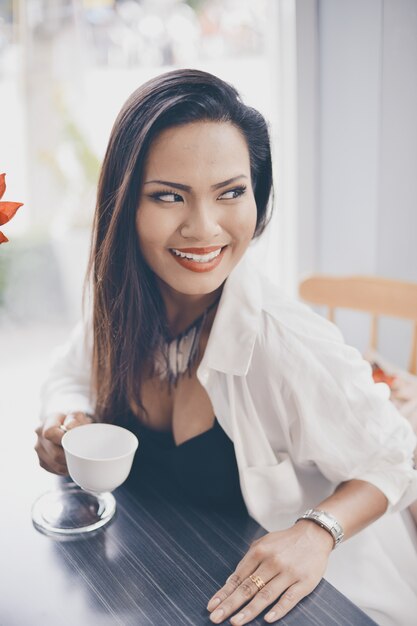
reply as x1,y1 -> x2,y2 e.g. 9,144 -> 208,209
295,508 -> 344,548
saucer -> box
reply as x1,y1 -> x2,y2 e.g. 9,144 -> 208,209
32,482 -> 116,537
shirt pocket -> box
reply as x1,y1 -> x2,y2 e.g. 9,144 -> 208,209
241,453 -> 304,519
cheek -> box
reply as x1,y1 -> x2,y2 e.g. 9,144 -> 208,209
228,201 -> 258,243
136,207 -> 171,249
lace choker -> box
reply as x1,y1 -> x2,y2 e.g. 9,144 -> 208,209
153,298 -> 219,388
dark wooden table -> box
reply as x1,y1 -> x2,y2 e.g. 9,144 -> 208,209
0,462 -> 378,626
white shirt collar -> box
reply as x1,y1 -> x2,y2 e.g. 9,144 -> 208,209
199,255 -> 263,377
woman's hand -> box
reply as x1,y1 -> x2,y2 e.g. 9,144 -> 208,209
34,412 -> 93,475
207,521 -> 334,624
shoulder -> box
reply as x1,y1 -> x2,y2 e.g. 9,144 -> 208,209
230,255 -> 342,342
254,269 -> 345,351
247,268 -> 374,388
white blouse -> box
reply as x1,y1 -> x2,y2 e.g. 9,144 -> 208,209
40,255 -> 417,626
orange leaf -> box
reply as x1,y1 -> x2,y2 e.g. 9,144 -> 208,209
0,173 -> 5,200
0,230 -> 8,244
0,201 -> 23,226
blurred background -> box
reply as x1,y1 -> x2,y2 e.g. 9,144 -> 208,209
1,0 -> 417,435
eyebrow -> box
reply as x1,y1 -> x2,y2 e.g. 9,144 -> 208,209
143,175 -> 248,192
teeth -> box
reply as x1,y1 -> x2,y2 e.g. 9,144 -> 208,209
171,247 -> 223,263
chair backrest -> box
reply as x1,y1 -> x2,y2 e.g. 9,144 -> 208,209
299,275 -> 417,375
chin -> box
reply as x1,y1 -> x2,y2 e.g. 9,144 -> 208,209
169,274 -> 226,297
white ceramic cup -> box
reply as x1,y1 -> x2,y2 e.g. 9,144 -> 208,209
62,423 -> 139,494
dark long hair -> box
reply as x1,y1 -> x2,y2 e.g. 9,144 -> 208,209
88,68 -> 274,423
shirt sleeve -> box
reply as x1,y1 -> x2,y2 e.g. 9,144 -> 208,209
264,303 -> 417,513
39,317 -> 95,420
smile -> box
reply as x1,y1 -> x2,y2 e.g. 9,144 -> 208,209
169,245 -> 228,273
171,247 -> 223,262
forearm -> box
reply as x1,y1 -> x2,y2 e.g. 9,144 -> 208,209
40,321 -> 94,419
316,479 -> 388,541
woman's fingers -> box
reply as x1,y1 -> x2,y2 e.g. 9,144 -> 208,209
209,569 -> 308,625
207,525 -> 329,624
34,411 -> 94,475
63,411 -> 94,430
41,415 -> 67,446
263,581 -> 315,623
207,540 -> 263,611
208,567 -> 278,624
34,436 -> 68,475
208,569 -> 315,625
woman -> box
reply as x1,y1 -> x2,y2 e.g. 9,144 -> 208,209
35,69 -> 417,626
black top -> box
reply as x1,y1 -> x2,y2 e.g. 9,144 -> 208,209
127,417 -> 246,512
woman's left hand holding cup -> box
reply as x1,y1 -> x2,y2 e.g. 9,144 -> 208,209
35,412 -> 94,476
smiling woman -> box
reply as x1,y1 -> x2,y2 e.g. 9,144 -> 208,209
35,69 -> 417,626
137,121 -> 257,297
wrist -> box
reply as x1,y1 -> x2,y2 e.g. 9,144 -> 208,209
295,508 -> 345,550
295,519 -> 334,553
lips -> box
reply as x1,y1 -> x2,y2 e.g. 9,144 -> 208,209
169,245 -> 228,273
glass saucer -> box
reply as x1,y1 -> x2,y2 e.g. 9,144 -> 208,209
32,482 -> 116,537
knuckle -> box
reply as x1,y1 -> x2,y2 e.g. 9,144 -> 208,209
43,420 -> 55,433
219,600 -> 230,614
43,427 -> 55,440
52,450 -> 64,465
258,587 -> 272,602
216,590 -> 228,603
39,459 -> 53,473
281,588 -> 299,606
227,573 -> 241,589
253,544 -> 266,559
239,582 -> 254,599
285,564 -> 297,578
270,553 -> 282,569
271,587 -> 303,619
303,577 -> 319,593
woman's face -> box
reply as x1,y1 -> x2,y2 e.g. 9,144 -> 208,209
136,121 -> 257,298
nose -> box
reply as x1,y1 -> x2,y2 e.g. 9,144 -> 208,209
179,202 -> 222,241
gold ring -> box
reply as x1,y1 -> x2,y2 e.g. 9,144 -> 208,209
59,424 -> 68,433
249,574 -> 266,591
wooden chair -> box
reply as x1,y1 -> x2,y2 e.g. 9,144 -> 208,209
299,275 -> 417,375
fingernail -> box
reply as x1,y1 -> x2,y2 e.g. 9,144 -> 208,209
264,611 -> 277,622
210,608 -> 224,623
63,413 -> 76,428
232,611 -> 246,624
207,597 -> 221,611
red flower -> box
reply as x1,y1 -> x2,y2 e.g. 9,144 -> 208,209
0,173 -> 23,244
371,363 -> 397,389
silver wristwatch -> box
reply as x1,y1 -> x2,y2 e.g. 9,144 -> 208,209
296,508 -> 344,548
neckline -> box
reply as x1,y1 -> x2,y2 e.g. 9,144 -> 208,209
135,418 -> 219,447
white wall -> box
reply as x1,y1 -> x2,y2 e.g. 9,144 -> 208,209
300,0 -> 417,366
318,0 -> 382,276
377,0 -> 417,283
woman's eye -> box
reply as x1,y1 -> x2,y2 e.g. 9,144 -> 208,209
151,191 -> 183,203
219,186 -> 247,200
